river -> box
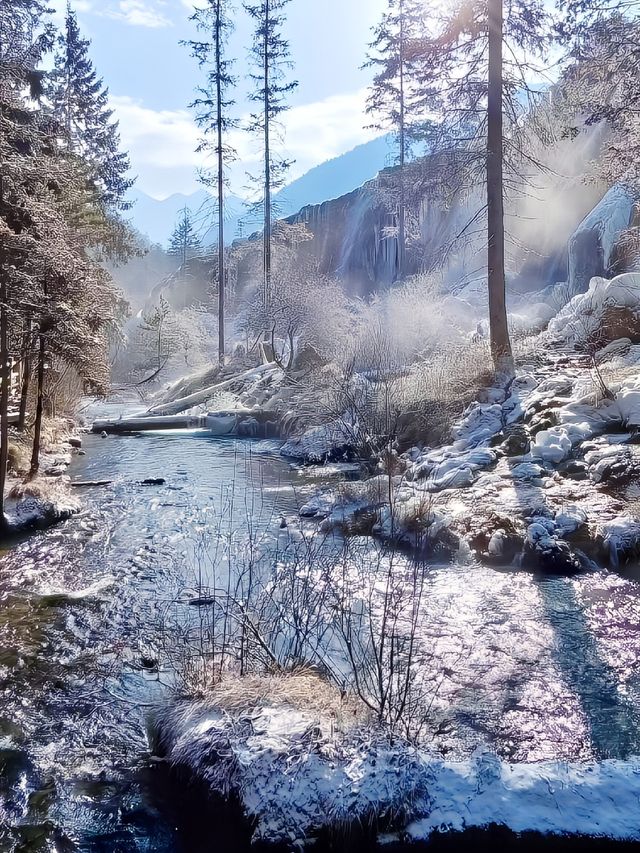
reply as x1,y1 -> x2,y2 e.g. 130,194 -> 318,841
3,421 -> 640,850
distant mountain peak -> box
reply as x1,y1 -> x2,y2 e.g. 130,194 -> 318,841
127,135 -> 392,248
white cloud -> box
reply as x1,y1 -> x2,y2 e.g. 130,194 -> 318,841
112,89 -> 378,199
226,89 -> 378,193
105,0 -> 173,28
110,95 -> 204,197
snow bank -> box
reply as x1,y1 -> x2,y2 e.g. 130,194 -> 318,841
158,697 -> 640,846
407,751 -> 640,843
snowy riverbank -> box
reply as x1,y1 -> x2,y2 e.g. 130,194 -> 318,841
155,675 -> 640,848
2,417 -> 82,537
293,274 -> 640,574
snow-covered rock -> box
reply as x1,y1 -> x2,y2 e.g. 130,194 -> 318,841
548,272 -> 640,348
6,496 -> 78,533
281,419 -> 355,463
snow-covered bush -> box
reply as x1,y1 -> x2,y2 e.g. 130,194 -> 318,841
113,298 -> 218,385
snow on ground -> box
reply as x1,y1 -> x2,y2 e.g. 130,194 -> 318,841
290,273 -> 640,571
159,696 -> 640,846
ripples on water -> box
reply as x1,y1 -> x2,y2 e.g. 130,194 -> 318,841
1,424 -> 640,850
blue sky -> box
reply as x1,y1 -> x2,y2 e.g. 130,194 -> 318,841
53,0 -> 389,199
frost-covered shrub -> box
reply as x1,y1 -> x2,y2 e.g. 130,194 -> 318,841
113,298 -> 218,385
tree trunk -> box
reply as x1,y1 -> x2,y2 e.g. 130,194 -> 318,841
487,0 -> 513,375
215,0 -> 225,364
18,319 -> 31,431
397,0 -> 406,281
0,277 -> 9,525
29,333 -> 46,478
263,0 -> 272,320
0,158 -> 8,526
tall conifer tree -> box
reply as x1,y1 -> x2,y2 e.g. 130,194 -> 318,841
168,207 -> 203,276
244,0 -> 298,318
411,0 -> 552,373
185,0 -> 237,364
48,3 -> 132,212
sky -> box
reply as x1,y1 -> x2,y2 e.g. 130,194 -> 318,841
52,0 -> 389,200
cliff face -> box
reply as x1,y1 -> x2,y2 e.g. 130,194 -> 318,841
285,181 -> 399,298
281,126 -> 639,299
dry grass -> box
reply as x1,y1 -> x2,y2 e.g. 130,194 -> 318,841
7,441 -> 29,475
200,670 -> 370,731
8,476 -> 69,502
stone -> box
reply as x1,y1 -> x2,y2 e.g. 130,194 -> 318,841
69,437 -> 82,449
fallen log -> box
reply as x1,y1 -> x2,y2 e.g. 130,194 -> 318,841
92,415 -> 206,434
70,480 -> 112,487
143,363 -> 279,418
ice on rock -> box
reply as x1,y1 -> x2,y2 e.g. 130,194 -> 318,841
548,272 -> 640,347
598,516 -> 640,569
530,427 -> 574,463
452,403 -> 503,447
568,183 -> 638,293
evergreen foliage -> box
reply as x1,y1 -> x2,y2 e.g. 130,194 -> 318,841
184,0 -> 237,363
48,3 -> 133,213
244,0 -> 298,311
558,2 -> 640,186
0,0 -> 128,519
168,207 -> 203,274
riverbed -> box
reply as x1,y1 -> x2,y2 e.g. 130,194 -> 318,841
3,422 -> 640,850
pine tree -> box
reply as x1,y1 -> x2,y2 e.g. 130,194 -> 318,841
244,0 -> 298,318
0,0 -> 53,520
0,0 -> 122,505
366,0 -> 425,279
411,0 -> 552,373
168,208 -> 203,276
558,3 -> 640,187
184,0 -> 237,364
48,3 -> 132,213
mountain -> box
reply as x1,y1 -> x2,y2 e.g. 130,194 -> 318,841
126,188 -> 246,247
274,134 -> 393,218
126,135 -> 392,247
